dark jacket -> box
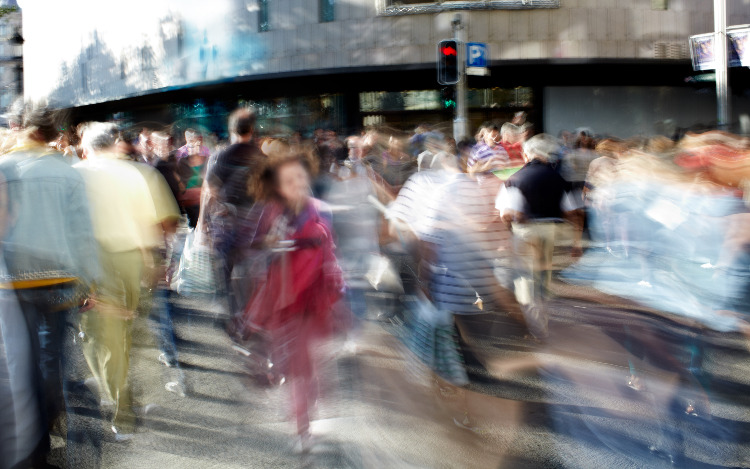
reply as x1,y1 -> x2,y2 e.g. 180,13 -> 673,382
505,159 -> 572,220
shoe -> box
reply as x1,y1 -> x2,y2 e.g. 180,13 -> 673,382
606,246 -> 621,258
134,403 -> 160,417
627,375 -> 646,392
111,425 -> 134,442
649,445 -> 676,465
84,376 -> 100,393
165,381 -> 186,397
292,432 -> 314,454
453,414 -> 482,434
342,340 -> 357,355
158,353 -> 176,368
523,333 -> 545,344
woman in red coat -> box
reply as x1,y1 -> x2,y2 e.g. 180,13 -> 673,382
242,154 -> 344,451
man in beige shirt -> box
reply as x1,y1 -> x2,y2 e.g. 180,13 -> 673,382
75,122 -> 179,439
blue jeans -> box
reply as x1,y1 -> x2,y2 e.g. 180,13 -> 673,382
15,285 -> 102,468
150,286 -> 180,366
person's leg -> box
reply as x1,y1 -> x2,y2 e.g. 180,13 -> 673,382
61,307 -> 103,468
279,316 -> 317,442
344,287 -> 367,346
512,224 -> 548,339
15,288 -> 72,456
82,310 -> 134,431
79,310 -> 106,400
17,286 -> 103,466
0,289 -> 45,468
37,304 -> 65,428
150,286 -> 179,367
511,224 -> 536,307
110,317 -> 135,434
112,250 -> 143,434
185,205 -> 200,229
539,223 -> 557,298
88,249 -> 142,435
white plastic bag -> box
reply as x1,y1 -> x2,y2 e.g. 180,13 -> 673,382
170,229 -> 217,296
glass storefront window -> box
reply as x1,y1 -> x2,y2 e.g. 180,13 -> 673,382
381,0 -> 560,16
258,0 -> 270,32
360,88 -> 532,113
359,90 -> 442,112
320,0 -> 335,23
238,94 -> 345,136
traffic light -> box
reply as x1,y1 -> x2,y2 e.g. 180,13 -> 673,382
437,39 -> 460,85
441,87 -> 456,109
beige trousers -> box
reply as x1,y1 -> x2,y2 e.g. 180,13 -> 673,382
80,248 -> 144,433
511,222 -> 558,339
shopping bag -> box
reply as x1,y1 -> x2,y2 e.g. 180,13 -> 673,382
170,228 -> 217,296
405,292 -> 468,386
365,254 -> 404,294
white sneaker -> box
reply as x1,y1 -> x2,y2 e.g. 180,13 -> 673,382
165,381 -> 186,397
84,377 -> 100,392
292,432 -> 314,454
135,403 -> 160,416
111,426 -> 134,442
342,340 -> 357,355
158,353 -> 176,367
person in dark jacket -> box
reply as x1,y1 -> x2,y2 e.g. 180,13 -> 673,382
496,134 -> 582,340
205,108 -> 264,319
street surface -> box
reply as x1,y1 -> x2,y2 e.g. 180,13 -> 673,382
50,243 -> 750,469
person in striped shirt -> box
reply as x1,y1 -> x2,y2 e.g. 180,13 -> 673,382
468,124 -> 510,168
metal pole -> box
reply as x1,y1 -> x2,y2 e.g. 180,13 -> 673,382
714,0 -> 730,130
452,14 -> 468,140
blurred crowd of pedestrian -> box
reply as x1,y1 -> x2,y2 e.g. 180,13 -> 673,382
1,99 -> 749,468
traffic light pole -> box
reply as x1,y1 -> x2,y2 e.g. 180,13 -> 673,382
452,14 -> 468,141
714,0 -> 730,130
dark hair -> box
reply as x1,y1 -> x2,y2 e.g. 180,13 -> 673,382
228,108 -> 256,137
256,153 -> 312,202
457,138 -> 474,153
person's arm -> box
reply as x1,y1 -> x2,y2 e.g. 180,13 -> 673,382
66,180 -> 102,299
562,183 -> 585,257
496,184 -> 526,229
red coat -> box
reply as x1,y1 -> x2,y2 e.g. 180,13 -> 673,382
242,199 -> 344,338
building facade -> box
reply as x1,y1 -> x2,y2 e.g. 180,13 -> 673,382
20,0 -> 750,136
0,0 -> 22,123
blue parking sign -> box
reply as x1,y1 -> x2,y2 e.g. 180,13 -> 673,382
467,42 -> 488,68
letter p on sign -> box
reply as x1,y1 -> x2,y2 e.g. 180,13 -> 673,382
467,42 -> 487,68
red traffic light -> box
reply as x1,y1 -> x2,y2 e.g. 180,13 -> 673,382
437,39 -> 460,85
441,45 -> 457,56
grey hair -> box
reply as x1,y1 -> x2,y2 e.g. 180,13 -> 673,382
500,122 -> 519,139
23,101 -> 68,143
430,151 -> 458,171
81,122 -> 119,153
184,128 -> 200,140
522,133 -> 561,163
